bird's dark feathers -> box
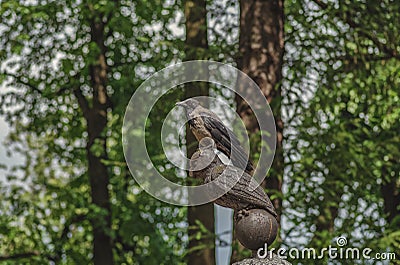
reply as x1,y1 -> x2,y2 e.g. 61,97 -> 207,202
188,118 -> 195,127
178,99 -> 254,173
200,113 -> 254,173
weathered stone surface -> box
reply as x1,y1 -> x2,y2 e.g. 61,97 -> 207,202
235,209 -> 278,250
190,138 -> 277,220
232,253 -> 292,265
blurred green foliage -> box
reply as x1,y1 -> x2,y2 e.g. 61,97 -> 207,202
284,0 -> 400,264
0,0 -> 186,264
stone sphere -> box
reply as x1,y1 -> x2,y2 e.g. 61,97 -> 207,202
235,209 -> 278,250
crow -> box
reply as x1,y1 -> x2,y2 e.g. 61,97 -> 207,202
176,98 -> 254,174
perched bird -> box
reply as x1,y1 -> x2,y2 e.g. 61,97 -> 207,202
189,137 -> 277,219
176,98 -> 254,174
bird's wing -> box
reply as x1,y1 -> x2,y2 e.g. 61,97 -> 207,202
211,166 -> 277,217
200,112 -> 254,172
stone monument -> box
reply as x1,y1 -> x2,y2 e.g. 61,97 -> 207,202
189,137 -> 291,265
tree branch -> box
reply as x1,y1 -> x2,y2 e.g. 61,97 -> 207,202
5,72 -> 43,95
73,88 -> 91,120
50,214 -> 87,262
60,214 -> 87,242
0,251 -> 57,262
0,252 -> 40,261
56,73 -> 81,96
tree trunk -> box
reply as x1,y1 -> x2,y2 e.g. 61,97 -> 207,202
381,169 -> 400,225
184,1 -> 215,265
75,15 -> 114,265
234,0 -> 284,261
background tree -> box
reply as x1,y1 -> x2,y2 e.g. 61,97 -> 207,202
232,0 -> 284,261
183,0 -> 215,265
284,0 -> 400,263
0,1 -> 186,264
